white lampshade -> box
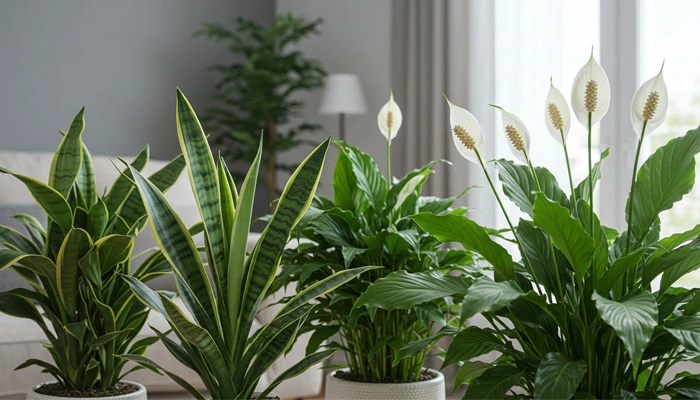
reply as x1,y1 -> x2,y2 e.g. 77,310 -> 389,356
318,73 -> 367,115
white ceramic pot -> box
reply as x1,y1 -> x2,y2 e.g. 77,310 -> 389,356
325,369 -> 445,400
26,381 -> 146,400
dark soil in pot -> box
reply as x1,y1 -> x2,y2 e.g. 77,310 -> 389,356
334,369 -> 437,384
34,382 -> 139,398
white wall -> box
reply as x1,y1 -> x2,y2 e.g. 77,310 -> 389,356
0,0 -> 274,160
275,0 -> 392,196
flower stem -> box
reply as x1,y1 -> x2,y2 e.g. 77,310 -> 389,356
386,131 -> 392,190
624,120 -> 648,255
561,129 -> 577,204
587,112 -> 594,230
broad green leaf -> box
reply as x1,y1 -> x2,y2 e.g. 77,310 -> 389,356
119,355 -> 205,400
463,366 -> 524,399
95,235 -> 134,272
337,142 -> 387,210
620,389 -> 660,400
496,159 -> 569,216
534,352 -> 587,400
305,325 -> 340,356
50,107 -> 84,197
598,247 -> 647,295
460,277 -> 525,321
355,270 -> 468,311
443,326 -> 503,367
0,169 -> 72,234
664,316 -> 700,352
533,193 -> 595,281
394,327 -> 457,365
628,126 -> 700,243
332,142 -> 356,211
12,213 -> 46,248
593,291 -> 658,376
78,248 -> 101,286
0,292 -> 45,327
575,147 -> 611,202
454,361 -> 492,389
576,200 -> 608,279
0,249 -> 55,277
411,213 -> 513,281
56,229 -> 92,316
644,248 -> 700,294
341,246 -> 367,268
669,377 -> 700,398
176,89 -> 227,310
87,198 -> 108,239
392,170 -> 429,213
517,219 -> 567,294
64,321 -> 87,346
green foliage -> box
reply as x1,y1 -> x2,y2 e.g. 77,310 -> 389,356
402,125 -> 700,398
195,13 -> 327,205
0,109 -> 185,389
273,141 -> 476,382
120,90 -> 369,400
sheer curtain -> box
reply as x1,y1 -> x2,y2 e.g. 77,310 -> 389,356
391,0 -> 496,227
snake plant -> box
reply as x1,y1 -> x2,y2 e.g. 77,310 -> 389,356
0,108 -> 185,390
120,90 -> 373,400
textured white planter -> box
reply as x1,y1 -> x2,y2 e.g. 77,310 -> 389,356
325,369 -> 445,400
26,381 -> 146,400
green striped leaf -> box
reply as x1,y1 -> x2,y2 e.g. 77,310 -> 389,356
256,349 -> 335,399
56,229 -> 92,316
228,140 -> 262,347
217,157 -> 235,251
128,166 -> 218,326
50,107 -> 84,197
120,154 -> 186,227
120,275 -> 166,315
0,225 -> 41,254
237,138 -> 330,357
119,355 -> 205,400
95,234 -> 133,272
0,249 -> 56,277
87,198 -> 108,238
0,292 -> 45,327
0,169 -> 73,234
11,213 -> 46,249
176,89 -> 227,310
160,294 -> 234,396
104,145 -> 149,214
77,142 -> 97,207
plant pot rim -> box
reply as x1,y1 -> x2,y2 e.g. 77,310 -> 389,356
27,381 -> 146,400
328,368 -> 444,385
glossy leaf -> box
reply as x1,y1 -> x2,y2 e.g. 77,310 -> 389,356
49,107 -> 84,197
443,326 -> 504,367
534,352 -> 587,400
460,277 -> 526,321
496,159 -> 569,216
463,366 -> 524,399
454,361 -> 492,389
664,316 -> 700,352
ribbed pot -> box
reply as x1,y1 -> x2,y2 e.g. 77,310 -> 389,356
26,381 -> 146,400
325,369 -> 445,400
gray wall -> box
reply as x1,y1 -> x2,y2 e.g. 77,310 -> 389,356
0,0 -> 274,160
275,0 -> 392,196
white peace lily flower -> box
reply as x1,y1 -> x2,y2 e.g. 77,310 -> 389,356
630,64 -> 668,136
377,91 -> 402,142
444,96 -> 485,165
571,52 -> 611,126
545,79 -> 571,144
492,105 -> 530,164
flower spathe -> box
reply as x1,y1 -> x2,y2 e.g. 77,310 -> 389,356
444,96 -> 485,165
492,105 -> 530,164
377,91 -> 402,142
545,80 -> 571,144
631,64 -> 668,136
571,52 -> 610,126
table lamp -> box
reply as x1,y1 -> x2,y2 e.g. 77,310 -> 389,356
318,73 -> 367,142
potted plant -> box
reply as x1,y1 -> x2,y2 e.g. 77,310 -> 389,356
272,93 -> 476,400
0,108 -> 185,399
195,13 -> 327,207
360,55 -> 700,398
119,89 -> 372,400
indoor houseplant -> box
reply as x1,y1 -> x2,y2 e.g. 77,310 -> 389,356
359,55 -> 700,398
195,13 -> 327,206
120,89 -> 372,400
0,108 -> 185,399
273,93 -> 477,400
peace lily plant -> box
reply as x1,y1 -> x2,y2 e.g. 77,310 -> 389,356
273,92 -> 474,387
359,54 -> 700,399
120,90 -> 371,400
0,109 -> 185,396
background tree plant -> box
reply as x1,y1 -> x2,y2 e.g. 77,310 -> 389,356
195,13 -> 327,207
0,108 -> 185,393
272,94 -> 477,383
358,60 -> 700,398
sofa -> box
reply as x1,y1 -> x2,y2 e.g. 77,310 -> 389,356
0,151 -> 322,398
